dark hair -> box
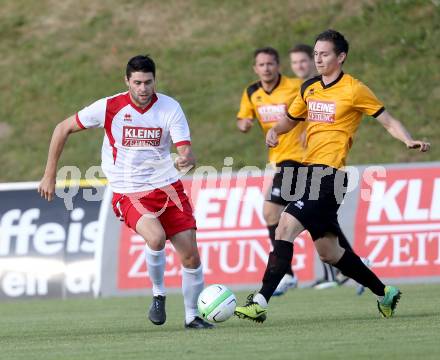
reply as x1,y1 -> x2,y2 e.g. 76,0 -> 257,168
254,47 -> 280,64
126,55 -> 156,79
289,43 -> 314,59
315,29 -> 349,56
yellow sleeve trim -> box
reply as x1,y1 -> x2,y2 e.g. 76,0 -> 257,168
56,178 -> 108,188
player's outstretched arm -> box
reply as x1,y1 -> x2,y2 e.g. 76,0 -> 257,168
38,115 -> 86,201
376,110 -> 430,152
266,114 -> 300,148
236,118 -> 254,133
174,144 -> 196,172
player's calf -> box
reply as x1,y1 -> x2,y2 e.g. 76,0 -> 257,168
235,240 -> 293,322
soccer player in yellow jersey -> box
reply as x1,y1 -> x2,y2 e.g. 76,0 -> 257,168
237,47 -> 306,294
290,43 -> 347,289
236,30 -> 430,322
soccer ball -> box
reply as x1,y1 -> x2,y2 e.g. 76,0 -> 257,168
197,284 -> 237,323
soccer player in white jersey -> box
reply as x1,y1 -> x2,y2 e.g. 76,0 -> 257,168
38,55 -> 213,329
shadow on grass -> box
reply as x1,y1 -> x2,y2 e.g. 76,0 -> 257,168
392,312 -> 439,319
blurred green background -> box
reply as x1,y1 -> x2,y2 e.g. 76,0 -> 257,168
0,0 -> 438,181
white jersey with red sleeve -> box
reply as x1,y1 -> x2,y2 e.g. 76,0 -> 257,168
76,92 -> 191,193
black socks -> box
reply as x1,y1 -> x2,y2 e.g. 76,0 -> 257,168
334,250 -> 385,296
267,224 -> 294,276
267,224 -> 278,248
259,240 -> 294,302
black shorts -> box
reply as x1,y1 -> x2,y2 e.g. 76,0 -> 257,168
268,160 -> 306,207
284,165 -> 348,241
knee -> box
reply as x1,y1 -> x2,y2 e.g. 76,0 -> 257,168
146,234 -> 166,251
318,251 -> 334,264
180,252 -> 201,269
317,248 -> 342,265
272,212 -> 304,242
263,209 -> 272,224
274,221 -> 290,240
263,205 -> 279,225
136,219 -> 166,251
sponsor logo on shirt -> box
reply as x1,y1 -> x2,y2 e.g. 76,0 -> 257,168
256,103 -> 287,123
122,126 -> 162,147
124,113 -> 132,122
307,100 -> 336,123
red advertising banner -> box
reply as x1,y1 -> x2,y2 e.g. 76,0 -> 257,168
117,175 -> 315,289
355,167 -> 440,278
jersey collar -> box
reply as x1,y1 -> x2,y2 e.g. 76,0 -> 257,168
126,92 -> 158,114
259,74 -> 282,95
320,71 -> 344,89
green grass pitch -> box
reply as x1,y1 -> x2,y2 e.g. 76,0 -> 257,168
1,284 -> 439,360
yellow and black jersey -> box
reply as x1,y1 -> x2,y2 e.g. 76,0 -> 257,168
287,72 -> 384,169
237,75 -> 306,164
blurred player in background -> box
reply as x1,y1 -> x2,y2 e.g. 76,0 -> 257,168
236,47 -> 305,295
235,30 -> 430,323
38,55 -> 213,329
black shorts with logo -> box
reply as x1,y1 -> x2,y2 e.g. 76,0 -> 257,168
283,165 -> 348,241
268,160 -> 306,207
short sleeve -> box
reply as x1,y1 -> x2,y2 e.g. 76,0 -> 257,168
287,92 -> 307,121
76,98 -> 106,128
169,104 -> 191,146
352,81 -> 385,118
237,89 -> 256,119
